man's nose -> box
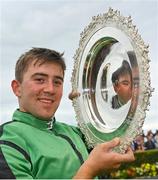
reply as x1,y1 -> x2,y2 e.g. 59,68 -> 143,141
44,81 -> 55,93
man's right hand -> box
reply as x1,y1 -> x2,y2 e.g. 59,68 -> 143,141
73,138 -> 135,179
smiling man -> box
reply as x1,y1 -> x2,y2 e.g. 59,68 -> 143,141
0,48 -> 134,179
12,50 -> 64,120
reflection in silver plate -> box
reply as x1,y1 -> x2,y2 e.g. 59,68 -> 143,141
71,8 -> 152,153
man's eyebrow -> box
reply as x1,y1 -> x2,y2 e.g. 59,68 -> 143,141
119,80 -> 130,83
121,80 -> 129,82
31,73 -> 63,81
31,73 -> 48,78
54,76 -> 64,82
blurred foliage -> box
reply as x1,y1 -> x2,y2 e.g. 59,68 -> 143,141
109,149 -> 158,178
120,149 -> 158,169
110,162 -> 158,178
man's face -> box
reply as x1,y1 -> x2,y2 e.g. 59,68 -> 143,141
114,74 -> 132,104
12,61 -> 64,120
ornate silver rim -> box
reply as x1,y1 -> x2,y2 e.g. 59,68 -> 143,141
71,8 -> 152,153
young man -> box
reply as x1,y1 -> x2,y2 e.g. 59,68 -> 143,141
0,48 -> 134,179
111,60 -> 132,109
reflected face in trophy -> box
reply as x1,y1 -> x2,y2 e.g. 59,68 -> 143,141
113,73 -> 132,104
111,60 -> 132,109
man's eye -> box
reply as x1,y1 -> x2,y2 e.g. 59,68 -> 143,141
122,82 -> 129,86
119,80 -> 130,86
53,80 -> 62,86
35,78 -> 45,83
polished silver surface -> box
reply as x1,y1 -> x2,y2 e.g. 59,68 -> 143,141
71,8 -> 152,153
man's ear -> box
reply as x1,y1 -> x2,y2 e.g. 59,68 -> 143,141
11,80 -> 21,97
113,84 -> 118,93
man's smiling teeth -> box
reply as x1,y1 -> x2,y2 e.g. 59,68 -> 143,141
39,98 -> 53,103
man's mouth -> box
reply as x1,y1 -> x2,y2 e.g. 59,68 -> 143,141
38,98 -> 54,104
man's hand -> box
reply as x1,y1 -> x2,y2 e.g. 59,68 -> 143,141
73,138 -> 135,179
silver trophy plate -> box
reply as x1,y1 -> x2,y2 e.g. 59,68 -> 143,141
71,8 -> 152,152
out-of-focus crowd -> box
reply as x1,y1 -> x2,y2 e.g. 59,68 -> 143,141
132,130 -> 158,152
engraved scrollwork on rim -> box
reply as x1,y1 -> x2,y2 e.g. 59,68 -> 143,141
71,8 -> 152,153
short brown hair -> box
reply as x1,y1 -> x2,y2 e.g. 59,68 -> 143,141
111,60 -> 132,85
15,47 -> 66,82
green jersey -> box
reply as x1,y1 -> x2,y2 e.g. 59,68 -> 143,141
0,110 -> 89,179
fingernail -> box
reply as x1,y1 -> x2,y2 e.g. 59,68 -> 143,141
113,137 -> 120,144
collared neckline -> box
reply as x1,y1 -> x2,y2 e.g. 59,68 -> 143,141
12,109 -> 55,131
